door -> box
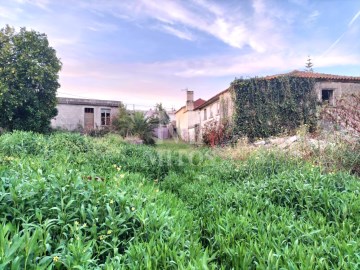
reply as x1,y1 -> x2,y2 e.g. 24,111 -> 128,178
84,108 -> 94,130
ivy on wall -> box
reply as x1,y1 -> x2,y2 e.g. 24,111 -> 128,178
232,76 -> 317,140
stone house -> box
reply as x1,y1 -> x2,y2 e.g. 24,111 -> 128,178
266,70 -> 360,106
176,70 -> 360,143
51,97 -> 121,131
175,90 -> 233,143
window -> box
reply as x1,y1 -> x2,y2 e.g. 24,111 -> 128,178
101,108 -> 111,126
210,105 -> 213,118
85,108 -> 94,113
322,89 -> 334,105
204,109 -> 207,120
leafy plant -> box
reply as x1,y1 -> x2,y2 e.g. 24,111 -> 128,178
202,119 -> 232,147
152,103 -> 170,125
112,103 -> 132,137
112,106 -> 157,145
0,131 -> 359,269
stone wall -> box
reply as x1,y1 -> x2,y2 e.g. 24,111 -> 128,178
315,81 -> 360,105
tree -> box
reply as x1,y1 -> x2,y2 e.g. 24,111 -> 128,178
0,25 -> 62,132
112,103 -> 132,137
131,111 -> 156,145
112,106 -> 157,145
153,103 -> 170,125
305,55 -> 314,72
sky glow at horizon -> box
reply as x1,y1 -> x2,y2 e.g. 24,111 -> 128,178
1,0 -> 360,110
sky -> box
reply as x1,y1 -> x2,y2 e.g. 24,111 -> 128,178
1,0 -> 360,110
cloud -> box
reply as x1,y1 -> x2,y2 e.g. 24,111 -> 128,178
13,0 -> 51,11
160,25 -> 194,41
86,22 -> 119,32
0,6 -> 23,20
316,53 -> 360,67
305,10 -> 320,24
323,9 -> 360,56
348,10 -> 360,27
80,0 -> 290,52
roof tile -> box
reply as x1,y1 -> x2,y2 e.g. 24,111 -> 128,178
265,70 -> 360,81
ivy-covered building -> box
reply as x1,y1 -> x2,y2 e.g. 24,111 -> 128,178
176,70 -> 360,143
266,70 -> 360,106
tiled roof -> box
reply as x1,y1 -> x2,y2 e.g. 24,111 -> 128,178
265,70 -> 360,81
175,98 -> 211,114
194,98 -> 206,109
195,88 -> 230,110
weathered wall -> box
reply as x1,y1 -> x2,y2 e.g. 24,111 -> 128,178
51,104 -> 118,130
175,107 -> 189,141
195,90 -> 234,143
315,81 -> 360,105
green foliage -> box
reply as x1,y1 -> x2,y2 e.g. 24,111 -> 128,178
232,76 -> 317,140
162,151 -> 360,269
112,103 -> 132,137
131,111 -> 156,145
202,119 -> 232,147
0,131 -> 359,269
153,103 -> 170,125
0,25 -> 62,133
112,106 -> 156,145
305,56 -> 314,72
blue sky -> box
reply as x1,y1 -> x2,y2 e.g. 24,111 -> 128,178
1,0 -> 360,109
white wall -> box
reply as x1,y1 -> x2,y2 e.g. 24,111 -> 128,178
51,104 -> 118,130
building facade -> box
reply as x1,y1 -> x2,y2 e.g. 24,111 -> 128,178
175,90 -> 232,143
267,70 -> 360,106
51,97 -> 121,131
176,71 -> 360,143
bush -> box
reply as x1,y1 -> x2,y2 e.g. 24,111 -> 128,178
202,119 -> 232,146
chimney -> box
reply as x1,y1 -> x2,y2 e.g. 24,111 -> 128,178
186,90 -> 194,111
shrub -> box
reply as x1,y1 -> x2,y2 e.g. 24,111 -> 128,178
202,119 -> 232,147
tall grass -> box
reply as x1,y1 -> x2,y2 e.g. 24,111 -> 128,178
0,131 -> 359,269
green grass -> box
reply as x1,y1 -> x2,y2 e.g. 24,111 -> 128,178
0,131 -> 359,269
155,139 -> 198,152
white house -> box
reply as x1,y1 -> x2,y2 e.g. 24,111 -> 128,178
51,97 -> 121,131
175,90 -> 232,143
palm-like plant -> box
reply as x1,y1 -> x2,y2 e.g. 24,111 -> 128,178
131,111 -> 157,145
113,105 -> 157,145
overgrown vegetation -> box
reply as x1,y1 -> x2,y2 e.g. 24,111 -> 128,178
112,105 -> 157,145
202,119 -> 232,147
320,93 -> 360,136
0,131 -> 359,269
112,103 -> 170,145
232,76 -> 317,140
